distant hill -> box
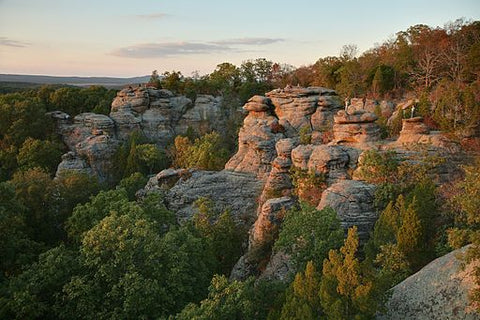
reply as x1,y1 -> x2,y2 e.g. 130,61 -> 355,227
0,74 -> 151,88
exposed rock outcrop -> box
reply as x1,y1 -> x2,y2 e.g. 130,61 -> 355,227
332,110 -> 381,148
378,246 -> 480,320
317,179 -> 377,241
55,151 -> 93,179
225,95 -> 284,179
291,144 -> 360,183
163,170 -> 263,225
230,196 -> 297,281
393,117 -> 461,152
50,86 -> 228,183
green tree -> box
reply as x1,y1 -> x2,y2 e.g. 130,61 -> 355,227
117,172 -> 148,200
320,226 -> 380,320
279,261 -> 322,320
148,70 -> 162,88
136,143 -> 168,174
396,198 -> 424,271
274,203 -> 343,270
174,275 -> 286,320
193,197 -> 246,276
172,132 -> 229,170
0,182 -> 42,279
16,137 -> 64,175
9,167 -> 58,244
4,245 -> 80,320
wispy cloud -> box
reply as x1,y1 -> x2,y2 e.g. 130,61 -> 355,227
135,12 -> 170,20
211,37 -> 284,46
111,42 -> 232,58
0,37 -> 29,48
112,37 -> 284,58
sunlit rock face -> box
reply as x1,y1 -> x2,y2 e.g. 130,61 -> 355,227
378,246 -> 480,320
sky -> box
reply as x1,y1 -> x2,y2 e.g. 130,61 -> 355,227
1,0 -> 479,77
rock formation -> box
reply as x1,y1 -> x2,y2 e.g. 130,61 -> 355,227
160,170 -> 263,225
332,110 -> 381,147
50,84 -> 466,285
393,117 -> 461,152
225,95 -> 283,179
50,86 -> 228,182
317,179 -> 377,241
378,246 -> 480,320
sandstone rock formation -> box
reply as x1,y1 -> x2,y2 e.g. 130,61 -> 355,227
332,110 -> 381,147
378,246 -> 480,320
225,95 -> 284,179
50,86 -> 227,182
393,117 -> 461,152
55,151 -> 93,179
162,170 -> 263,224
291,144 -> 360,183
317,179 -> 377,241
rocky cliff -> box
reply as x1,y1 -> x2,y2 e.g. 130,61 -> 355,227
50,86 -> 230,182
378,246 -> 480,320
51,85 -> 464,283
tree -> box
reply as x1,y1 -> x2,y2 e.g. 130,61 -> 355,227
16,137 -> 64,175
274,203 -> 343,270
193,197 -> 246,276
117,172 -> 148,200
172,132 -> 229,171
396,198 -> 424,271
0,182 -> 42,279
320,226 -> 380,320
9,167 -> 58,244
175,275 -> 286,320
279,261 -> 322,320
4,245 -> 80,320
161,70 -> 184,93
148,70 -> 162,88
136,143 -> 167,174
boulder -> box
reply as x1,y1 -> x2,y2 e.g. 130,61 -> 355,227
317,179 -> 377,241
266,86 -> 338,133
393,117 -> 461,152
378,246 -> 480,320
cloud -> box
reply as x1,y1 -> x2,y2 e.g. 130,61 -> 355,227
211,37 -> 284,46
135,13 -> 170,20
111,42 -> 233,58
0,37 -> 29,47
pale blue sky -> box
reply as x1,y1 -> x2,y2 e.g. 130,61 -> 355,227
1,0 -> 479,77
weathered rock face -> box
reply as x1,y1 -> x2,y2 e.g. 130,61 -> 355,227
110,86 -> 193,143
225,95 -> 284,179
348,98 -> 395,119
249,197 -> 297,250
175,94 -> 224,135
291,144 -> 360,183
162,170 -> 263,225
55,151 -> 93,179
226,88 -> 342,179
332,110 -> 381,147
230,196 -> 297,281
393,117 -> 461,152
50,86 -> 227,183
378,246 -> 480,320
317,179 -> 377,241
266,86 -> 341,136
74,134 -> 120,182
